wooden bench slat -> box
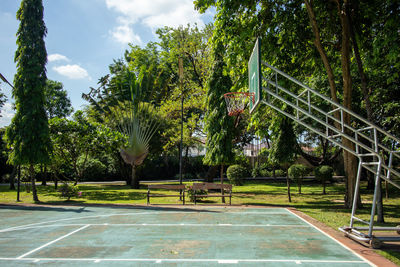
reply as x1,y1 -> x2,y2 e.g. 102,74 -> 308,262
191,183 -> 232,205
148,184 -> 186,190
194,194 -> 231,197
148,194 -> 183,197
192,183 -> 232,190
147,184 -> 185,205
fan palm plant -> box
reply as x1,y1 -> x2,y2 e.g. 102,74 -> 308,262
108,100 -> 159,188
83,67 -> 159,188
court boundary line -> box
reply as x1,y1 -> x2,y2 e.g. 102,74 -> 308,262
0,257 -> 370,264
0,207 -> 374,265
16,224 -> 90,259
286,208 -> 376,267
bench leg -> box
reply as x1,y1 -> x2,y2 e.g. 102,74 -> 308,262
229,195 -> 232,205
183,192 -> 185,205
194,196 -> 196,205
147,191 -> 150,205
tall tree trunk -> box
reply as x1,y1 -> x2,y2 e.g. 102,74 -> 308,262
9,165 -> 16,190
286,168 -> 292,202
347,4 -> 384,220
54,173 -> 58,190
220,164 -> 225,203
131,164 -> 139,189
30,164 -> 39,202
41,165 -> 47,186
304,0 -> 340,125
205,166 -> 218,183
337,0 -> 360,209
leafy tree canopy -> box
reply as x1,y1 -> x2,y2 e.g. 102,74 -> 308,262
203,42 -> 235,166
44,80 -> 73,119
6,0 -> 51,166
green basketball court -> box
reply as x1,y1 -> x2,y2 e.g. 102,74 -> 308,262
0,205 -> 374,266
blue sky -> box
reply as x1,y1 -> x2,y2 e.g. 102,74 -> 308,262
0,0 -> 214,127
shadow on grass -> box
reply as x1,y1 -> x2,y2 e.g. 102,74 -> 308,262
82,191 -> 147,201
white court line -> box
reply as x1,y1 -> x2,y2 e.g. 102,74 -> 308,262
0,223 -> 311,232
0,257 -> 369,264
0,212 -> 151,233
286,208 -> 376,267
0,211 -> 290,233
16,224 -> 90,259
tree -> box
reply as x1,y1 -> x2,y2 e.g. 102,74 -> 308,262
0,128 -> 14,189
83,64 -> 161,188
315,165 -> 334,195
0,73 -> 12,114
83,25 -> 213,182
44,80 -> 73,119
203,42 -> 235,202
270,115 -> 297,202
288,164 -> 308,194
49,111 -> 97,185
0,83 -> 6,114
5,0 -> 51,202
195,0 -> 400,208
40,79 -> 73,185
129,25 -> 212,164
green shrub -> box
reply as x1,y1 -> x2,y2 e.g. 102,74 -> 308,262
288,164 -> 308,194
251,167 -> 259,178
57,183 -> 79,200
251,163 -> 261,178
227,165 -> 246,186
260,169 -> 271,177
78,156 -> 107,181
315,165 -> 334,194
187,187 -> 208,202
274,169 -> 286,177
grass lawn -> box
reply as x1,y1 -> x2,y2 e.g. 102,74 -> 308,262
1,179 -> 399,264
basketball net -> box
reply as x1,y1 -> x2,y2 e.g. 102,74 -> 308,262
223,92 -> 255,116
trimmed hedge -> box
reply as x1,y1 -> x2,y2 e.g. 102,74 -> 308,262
315,165 -> 334,194
227,165 -> 246,186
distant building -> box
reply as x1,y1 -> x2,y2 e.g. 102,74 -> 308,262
187,144 -> 206,157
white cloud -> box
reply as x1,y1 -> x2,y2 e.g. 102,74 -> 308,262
53,64 -> 90,80
0,102 -> 14,127
48,53 -> 70,62
110,25 -> 142,45
105,0 -> 205,44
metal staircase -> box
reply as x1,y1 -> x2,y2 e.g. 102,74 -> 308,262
259,61 -> 400,248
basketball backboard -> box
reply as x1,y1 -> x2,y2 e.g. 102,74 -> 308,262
249,37 -> 261,114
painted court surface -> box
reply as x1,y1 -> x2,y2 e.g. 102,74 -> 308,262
0,205 -> 374,266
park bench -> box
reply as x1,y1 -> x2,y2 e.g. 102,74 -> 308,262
147,184 -> 186,205
191,182 -> 232,205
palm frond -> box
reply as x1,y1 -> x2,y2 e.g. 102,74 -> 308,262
107,100 -> 159,166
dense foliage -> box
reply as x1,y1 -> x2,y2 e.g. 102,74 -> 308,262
288,164 -> 309,194
195,0 -> 400,208
226,164 -> 246,186
6,0 -> 51,201
44,80 -> 73,119
315,165 -> 334,195
0,83 -> 5,114
1,1 -> 399,219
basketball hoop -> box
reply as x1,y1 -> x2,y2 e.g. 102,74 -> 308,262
223,92 -> 255,116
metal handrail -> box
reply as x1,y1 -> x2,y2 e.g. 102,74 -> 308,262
261,63 -> 400,187
262,61 -> 400,147
262,61 -> 400,175
259,61 -> 400,246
